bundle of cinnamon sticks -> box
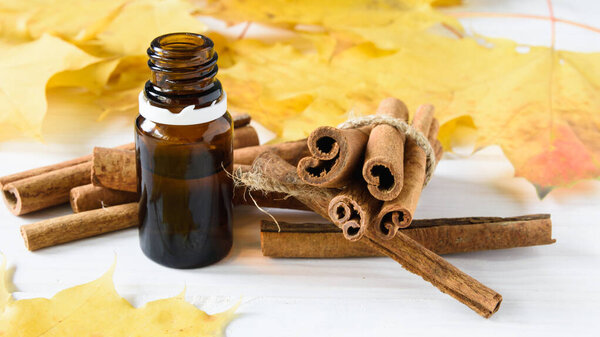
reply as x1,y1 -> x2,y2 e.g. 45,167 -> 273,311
231,98 -> 554,318
2,99 -> 555,318
297,98 -> 443,241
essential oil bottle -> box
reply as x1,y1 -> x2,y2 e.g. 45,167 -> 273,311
135,33 -> 233,269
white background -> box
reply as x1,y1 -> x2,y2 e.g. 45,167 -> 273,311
1,1 -> 599,336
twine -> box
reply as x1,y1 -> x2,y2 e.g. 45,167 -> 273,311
337,115 -> 436,186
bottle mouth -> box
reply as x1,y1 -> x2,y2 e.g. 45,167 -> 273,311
148,32 -> 215,67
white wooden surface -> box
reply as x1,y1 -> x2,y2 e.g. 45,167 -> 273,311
1,1 -> 599,335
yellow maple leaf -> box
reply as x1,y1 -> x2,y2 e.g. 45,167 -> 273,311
211,1 -> 600,195
0,258 -> 236,336
0,34 -> 100,140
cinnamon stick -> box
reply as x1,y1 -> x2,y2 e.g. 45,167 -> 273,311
70,184 -> 139,213
296,126 -> 369,188
373,104 -> 436,232
232,125 -> 260,150
91,147 -> 138,193
232,113 -> 252,128
1,143 -> 134,215
246,151 -> 502,318
261,214 -> 555,258
20,203 -> 139,251
362,98 -> 409,201
23,189 -> 309,251
234,139 -> 309,166
92,126 -> 261,192
328,185 -> 380,241
328,99 -> 408,241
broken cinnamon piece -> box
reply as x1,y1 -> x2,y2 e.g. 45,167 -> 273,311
245,151 -> 502,318
92,147 -> 137,193
362,98 -> 409,201
297,126 -> 369,188
261,215 -> 555,258
70,184 -> 139,213
374,104 -> 436,233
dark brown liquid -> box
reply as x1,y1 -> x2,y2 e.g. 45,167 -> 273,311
136,33 -> 233,269
136,115 -> 233,268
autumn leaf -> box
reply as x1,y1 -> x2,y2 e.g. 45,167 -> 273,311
210,0 -> 600,196
0,258 -> 237,336
0,34 -> 99,140
0,0 -> 206,139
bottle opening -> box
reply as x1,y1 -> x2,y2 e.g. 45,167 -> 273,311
150,33 -> 212,58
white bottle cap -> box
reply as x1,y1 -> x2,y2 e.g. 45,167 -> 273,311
138,91 -> 227,125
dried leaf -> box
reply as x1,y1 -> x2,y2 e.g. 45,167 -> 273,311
0,258 -> 236,336
214,1 -> 600,195
0,34 -> 99,140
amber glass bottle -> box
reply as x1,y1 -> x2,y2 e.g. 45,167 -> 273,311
135,33 -> 233,269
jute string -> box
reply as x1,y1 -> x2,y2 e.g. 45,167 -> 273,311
337,115 -> 436,186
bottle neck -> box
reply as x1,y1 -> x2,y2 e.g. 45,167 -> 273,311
144,33 -> 223,112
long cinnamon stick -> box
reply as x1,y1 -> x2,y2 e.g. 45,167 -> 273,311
92,126 -> 261,192
20,203 -> 139,251
261,215 -> 555,258
78,163 -> 307,212
70,184 -> 139,213
23,188 -> 308,251
373,104 -> 436,232
92,139 -> 309,193
247,151 -> 502,318
234,139 -> 309,166
362,98 -> 409,201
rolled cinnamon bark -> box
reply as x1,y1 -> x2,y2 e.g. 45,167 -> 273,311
328,98 -> 408,241
232,113 -> 251,128
247,151 -> 502,318
3,162 -> 92,216
233,125 -> 260,149
22,188 -> 309,251
20,203 -> 139,251
328,185 -> 380,241
91,147 -> 137,193
234,139 -> 309,166
1,143 -> 135,216
373,104 -> 436,232
70,184 -> 139,213
261,215 -> 555,258
362,98 -> 409,201
297,127 -> 369,188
